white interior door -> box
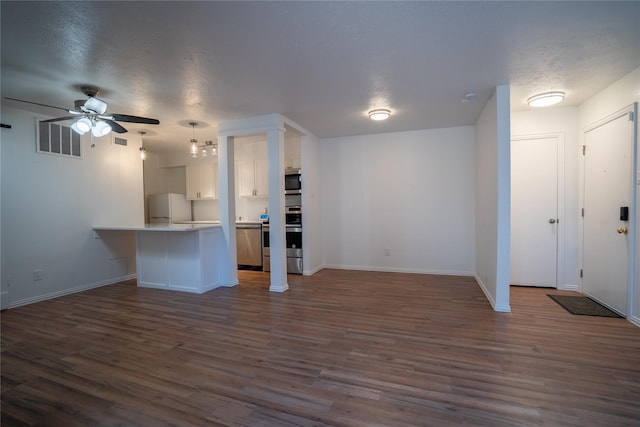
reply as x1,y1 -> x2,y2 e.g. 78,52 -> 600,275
511,135 -> 561,287
582,109 -> 635,316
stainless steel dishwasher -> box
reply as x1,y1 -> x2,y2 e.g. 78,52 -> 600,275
236,223 -> 263,270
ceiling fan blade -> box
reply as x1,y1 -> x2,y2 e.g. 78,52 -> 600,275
104,119 -> 128,134
40,116 -> 78,123
110,114 -> 159,125
4,97 -> 70,112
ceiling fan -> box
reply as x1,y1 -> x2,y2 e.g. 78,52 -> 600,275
5,85 -> 160,137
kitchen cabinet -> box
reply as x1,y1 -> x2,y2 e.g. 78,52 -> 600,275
285,155 -> 301,170
186,162 -> 216,200
238,159 -> 268,197
285,137 -> 301,169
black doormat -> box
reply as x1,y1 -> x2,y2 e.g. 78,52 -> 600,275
547,294 -> 622,318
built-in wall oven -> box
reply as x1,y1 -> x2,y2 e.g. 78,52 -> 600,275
285,207 -> 302,226
262,223 -> 303,274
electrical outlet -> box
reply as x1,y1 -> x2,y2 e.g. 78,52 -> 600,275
33,270 -> 43,281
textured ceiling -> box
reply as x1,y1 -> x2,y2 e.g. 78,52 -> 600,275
2,1 -> 639,152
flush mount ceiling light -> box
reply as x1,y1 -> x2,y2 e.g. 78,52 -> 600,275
461,92 -> 477,103
527,91 -> 565,108
368,109 -> 391,121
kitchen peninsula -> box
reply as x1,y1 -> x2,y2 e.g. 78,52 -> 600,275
93,223 -> 227,294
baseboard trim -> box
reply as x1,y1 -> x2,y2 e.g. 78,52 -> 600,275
304,264 -> 325,276
7,274 -> 136,309
475,274 -> 511,313
630,315 -> 640,328
323,264 -> 474,277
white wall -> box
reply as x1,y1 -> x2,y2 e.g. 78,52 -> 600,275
511,106 -> 580,290
320,126 -> 475,275
301,132 -> 323,275
1,105 -> 143,308
578,67 -> 640,325
475,86 -> 511,312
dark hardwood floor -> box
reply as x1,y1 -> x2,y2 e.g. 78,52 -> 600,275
2,269 -> 640,426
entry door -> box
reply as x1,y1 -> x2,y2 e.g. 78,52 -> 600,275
583,109 -> 635,316
511,135 -> 561,287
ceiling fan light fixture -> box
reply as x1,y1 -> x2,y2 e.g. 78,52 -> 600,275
73,117 -> 92,133
368,109 -> 391,121
71,120 -> 88,135
91,120 -> 112,137
527,91 -> 565,108
84,96 -> 108,114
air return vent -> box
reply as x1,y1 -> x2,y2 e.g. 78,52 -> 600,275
114,137 -> 127,146
37,120 -> 81,158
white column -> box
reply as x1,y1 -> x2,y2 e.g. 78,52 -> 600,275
217,134 -> 238,287
267,127 -> 289,292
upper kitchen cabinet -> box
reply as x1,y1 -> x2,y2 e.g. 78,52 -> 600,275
186,162 -> 217,200
237,159 -> 268,197
285,137 -> 301,169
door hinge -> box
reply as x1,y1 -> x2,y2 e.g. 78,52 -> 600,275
580,269 -> 583,278
582,145 -> 586,155
629,111 -> 635,121
581,208 -> 584,217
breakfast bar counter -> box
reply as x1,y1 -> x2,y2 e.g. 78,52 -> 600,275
94,224 -> 226,293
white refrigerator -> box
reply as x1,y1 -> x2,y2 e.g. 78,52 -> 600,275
147,193 -> 192,224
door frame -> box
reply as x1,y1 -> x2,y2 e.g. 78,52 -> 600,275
580,103 -> 637,318
511,132 -> 565,288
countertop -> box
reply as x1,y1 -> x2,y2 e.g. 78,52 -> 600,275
175,220 -> 264,226
173,221 -> 220,224
94,223 -> 222,232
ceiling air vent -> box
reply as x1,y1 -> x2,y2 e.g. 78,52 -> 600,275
114,137 -> 127,146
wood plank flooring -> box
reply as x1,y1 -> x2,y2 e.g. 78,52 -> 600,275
2,269 -> 640,426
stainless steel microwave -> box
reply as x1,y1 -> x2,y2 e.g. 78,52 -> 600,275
284,169 -> 301,193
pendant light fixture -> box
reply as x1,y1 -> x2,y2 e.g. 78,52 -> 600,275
186,122 -> 218,158
189,122 -> 199,158
206,141 -> 217,156
139,131 -> 147,160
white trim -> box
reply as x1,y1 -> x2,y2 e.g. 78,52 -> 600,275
630,315 -> 640,328
583,104 -> 635,133
304,264 -> 325,276
475,274 -> 512,313
6,274 -> 136,309
324,264 -> 474,277
269,283 -> 289,292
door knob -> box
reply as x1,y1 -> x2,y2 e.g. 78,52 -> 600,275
617,227 -> 628,234
549,218 -> 557,224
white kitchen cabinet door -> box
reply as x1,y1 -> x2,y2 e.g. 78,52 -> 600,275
237,159 -> 268,197
237,160 -> 254,197
254,159 -> 268,197
186,163 -> 216,200
185,165 -> 200,200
